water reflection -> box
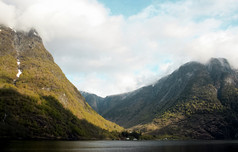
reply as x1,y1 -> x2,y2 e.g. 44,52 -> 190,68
2,140 -> 238,152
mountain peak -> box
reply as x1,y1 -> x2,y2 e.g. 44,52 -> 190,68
27,28 -> 42,41
207,58 -> 232,72
179,61 -> 203,71
206,58 -> 233,78
0,25 -> 123,138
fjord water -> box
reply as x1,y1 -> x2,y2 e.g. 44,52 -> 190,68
2,140 -> 238,152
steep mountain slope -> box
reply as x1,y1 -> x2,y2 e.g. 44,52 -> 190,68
83,62 -> 211,128
83,58 -> 238,139
131,59 -> 238,139
80,91 -> 104,113
0,88 -> 117,139
0,25 -> 122,139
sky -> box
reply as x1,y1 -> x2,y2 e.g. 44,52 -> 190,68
1,0 -> 238,97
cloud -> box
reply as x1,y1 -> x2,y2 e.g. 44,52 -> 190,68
0,0 -> 238,97
0,1 -> 15,27
125,0 -> 238,65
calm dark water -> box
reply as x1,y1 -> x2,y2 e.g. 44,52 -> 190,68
1,140 -> 238,152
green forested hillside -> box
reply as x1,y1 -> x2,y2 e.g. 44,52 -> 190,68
0,25 -> 122,139
0,87 -> 117,139
84,58 -> 238,139
132,84 -> 238,139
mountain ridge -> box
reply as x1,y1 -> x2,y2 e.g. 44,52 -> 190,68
0,25 -> 122,139
83,58 -> 238,139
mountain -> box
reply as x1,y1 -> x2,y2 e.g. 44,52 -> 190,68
0,25 -> 122,140
80,91 -> 104,113
83,58 -> 238,139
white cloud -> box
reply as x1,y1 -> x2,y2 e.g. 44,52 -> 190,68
0,0 -> 238,97
0,1 -> 15,27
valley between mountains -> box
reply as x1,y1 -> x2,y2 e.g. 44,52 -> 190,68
1,25 -> 238,140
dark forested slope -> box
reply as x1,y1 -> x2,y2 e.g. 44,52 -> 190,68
84,58 -> 238,139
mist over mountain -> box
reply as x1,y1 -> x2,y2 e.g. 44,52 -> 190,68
0,25 -> 122,140
83,58 -> 238,139
1,23 -> 238,140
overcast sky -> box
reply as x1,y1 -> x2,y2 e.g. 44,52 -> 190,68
1,0 -> 238,97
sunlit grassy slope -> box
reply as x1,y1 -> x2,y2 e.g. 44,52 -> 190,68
0,25 -> 122,139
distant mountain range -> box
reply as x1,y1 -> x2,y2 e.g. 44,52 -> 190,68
82,58 -> 238,139
0,25 -> 122,140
